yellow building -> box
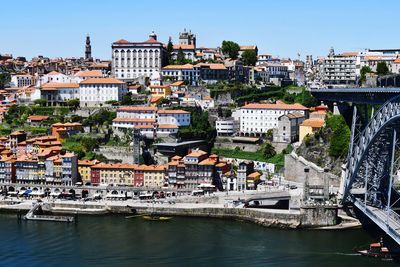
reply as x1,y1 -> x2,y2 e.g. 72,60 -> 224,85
139,165 -> 167,187
92,163 -> 136,185
247,171 -> 261,190
149,85 -> 171,98
78,160 -> 98,184
299,118 -> 325,142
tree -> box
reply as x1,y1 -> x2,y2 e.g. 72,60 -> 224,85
360,66 -> 372,84
266,129 -> 273,141
221,40 -> 240,59
241,50 -> 257,66
67,99 -> 80,109
167,37 -> 174,64
177,47 -> 185,64
260,141 -> 276,159
120,92 -> 134,105
81,136 -> 99,152
0,71 -> 10,89
376,62 -> 389,76
326,115 -> 350,158
34,99 -> 47,107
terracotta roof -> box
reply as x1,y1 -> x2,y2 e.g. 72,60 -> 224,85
173,44 -> 195,50
171,155 -> 182,160
170,81 -> 185,86
74,70 -> 102,77
157,109 -> 190,114
92,163 -> 137,170
247,171 -> 261,178
136,164 -> 166,171
112,118 -> 156,123
78,159 -> 99,166
240,45 -> 257,50
195,63 -> 226,70
150,96 -> 163,103
80,78 -> 124,84
186,150 -> 207,157
394,58 -> 400,64
282,112 -> 304,119
300,118 -> 325,128
199,159 -> 216,166
158,124 -> 178,129
41,82 -> 79,90
28,115 -> 49,121
117,106 -> 157,112
162,64 -> 194,70
47,71 -> 61,75
341,52 -> 358,57
241,103 -> 308,110
149,85 -> 170,89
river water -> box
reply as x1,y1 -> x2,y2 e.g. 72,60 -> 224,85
0,214 -> 397,267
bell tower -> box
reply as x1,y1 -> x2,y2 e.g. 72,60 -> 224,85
85,34 -> 92,61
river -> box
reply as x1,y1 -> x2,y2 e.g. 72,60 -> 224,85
0,214 -> 397,267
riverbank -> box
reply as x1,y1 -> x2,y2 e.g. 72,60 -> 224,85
0,198 -> 360,230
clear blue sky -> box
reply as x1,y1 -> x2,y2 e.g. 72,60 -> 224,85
2,0 -> 399,60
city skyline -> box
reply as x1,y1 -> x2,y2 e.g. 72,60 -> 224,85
2,0 -> 400,60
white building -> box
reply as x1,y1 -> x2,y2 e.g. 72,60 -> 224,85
256,54 -> 272,66
11,74 -> 34,87
172,44 -> 195,61
79,78 -> 127,107
240,103 -> 308,136
157,110 -> 191,126
322,48 -> 358,88
161,64 -> 199,85
41,82 -> 80,105
216,118 -> 239,136
111,32 -> 167,81
36,71 -> 72,86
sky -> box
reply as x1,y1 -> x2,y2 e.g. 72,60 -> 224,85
1,0 -> 400,60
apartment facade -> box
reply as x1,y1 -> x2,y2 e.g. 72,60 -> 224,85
79,78 -> 127,107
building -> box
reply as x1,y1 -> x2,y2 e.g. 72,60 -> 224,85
172,44 -> 195,61
273,112 -> 305,143
246,171 -> 261,190
179,29 -> 196,46
60,152 -> 78,185
215,118 -> 239,136
299,118 -> 325,142
196,63 -> 228,84
239,45 -> 258,57
79,78 -> 127,107
322,48 -> 358,88
157,110 -> 191,126
41,82 -> 80,106
161,64 -> 199,85
11,74 -> 34,88
74,70 -> 103,81
91,163 -> 136,185
237,161 -> 254,191
240,102 -> 308,136
78,160 -> 98,185
27,115 -> 49,126
256,54 -> 272,66
111,32 -> 167,81
138,164 -> 167,187
149,85 -> 171,98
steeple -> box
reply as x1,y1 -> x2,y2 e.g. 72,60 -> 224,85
85,34 -> 92,61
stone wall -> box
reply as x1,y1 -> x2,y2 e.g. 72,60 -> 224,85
97,146 -> 134,163
284,152 -> 340,187
300,205 -> 338,227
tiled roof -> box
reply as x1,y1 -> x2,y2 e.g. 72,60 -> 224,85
173,44 -> 195,50
300,118 -> 325,128
41,82 -> 79,90
162,64 -> 194,70
117,106 -> 157,112
80,78 -> 124,84
28,115 -> 49,121
158,124 -> 178,129
74,70 -> 102,77
157,109 -> 190,114
186,150 -> 207,157
241,103 -> 308,110
112,118 -> 155,123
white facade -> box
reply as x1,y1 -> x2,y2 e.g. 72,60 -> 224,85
240,103 -> 308,136
157,110 -> 191,126
79,78 -> 127,107
36,71 -> 73,86
322,48 -> 358,88
111,32 -> 167,81
216,119 -> 239,136
11,74 -> 34,87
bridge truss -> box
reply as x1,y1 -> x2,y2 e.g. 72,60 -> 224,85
342,95 -> 400,245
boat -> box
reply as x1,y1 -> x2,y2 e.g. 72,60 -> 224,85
357,238 -> 392,259
142,214 -> 172,221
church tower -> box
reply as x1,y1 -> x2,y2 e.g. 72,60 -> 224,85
85,34 -> 92,60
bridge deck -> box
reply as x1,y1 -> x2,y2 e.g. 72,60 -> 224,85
354,199 -> 400,245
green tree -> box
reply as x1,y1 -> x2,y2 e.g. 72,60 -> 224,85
177,47 -> 185,64
120,92 -> 134,105
241,50 -> 257,66
81,136 -> 99,152
221,40 -> 240,59
0,71 -> 10,89
360,65 -> 372,84
259,141 -> 276,159
266,129 -> 273,141
376,62 -> 389,76
66,99 -> 80,109
167,37 -> 174,64
326,115 -> 350,158
33,99 -> 47,107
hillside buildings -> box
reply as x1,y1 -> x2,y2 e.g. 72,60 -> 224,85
79,78 -> 127,107
240,102 -> 308,136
